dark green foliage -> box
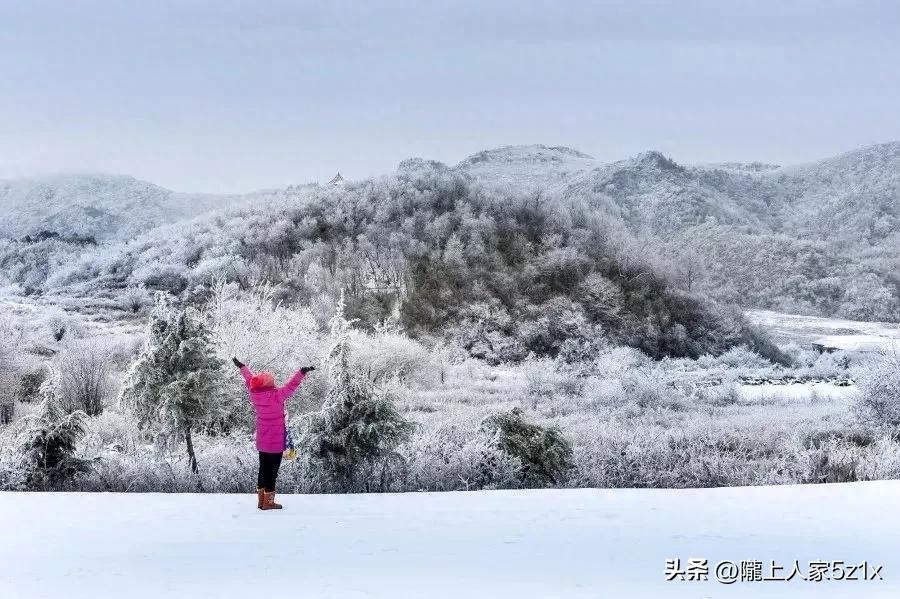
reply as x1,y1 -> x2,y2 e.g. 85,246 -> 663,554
19,368 -> 47,402
299,295 -> 414,491
740,323 -> 793,366
0,401 -> 12,425
17,374 -> 88,489
481,408 -> 574,488
144,270 -> 189,294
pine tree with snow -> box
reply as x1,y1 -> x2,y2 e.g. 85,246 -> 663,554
17,365 -> 88,489
480,408 -> 573,488
298,291 -> 413,491
120,293 -> 226,475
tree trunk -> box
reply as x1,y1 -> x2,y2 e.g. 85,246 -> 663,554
184,424 -> 199,475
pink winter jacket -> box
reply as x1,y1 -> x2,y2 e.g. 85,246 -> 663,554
240,366 -> 306,453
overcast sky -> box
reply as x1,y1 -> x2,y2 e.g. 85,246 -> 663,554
1,0 -> 898,193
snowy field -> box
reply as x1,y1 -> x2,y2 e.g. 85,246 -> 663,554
747,309 -> 900,353
3,484 -> 900,599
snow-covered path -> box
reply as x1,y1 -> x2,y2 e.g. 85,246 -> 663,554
3,483 -> 899,598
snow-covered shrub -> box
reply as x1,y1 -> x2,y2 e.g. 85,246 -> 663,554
209,279 -> 320,377
568,422 -> 790,489
0,318 -> 26,423
449,300 -> 526,365
522,358 -> 583,409
16,368 -> 88,489
77,407 -> 141,456
57,342 -> 113,416
518,297 -> 603,361
621,369 -> 685,411
47,312 -> 70,342
715,346 -> 771,370
350,327 -> 435,387
590,346 -> 648,378
401,419 -> 522,491
805,350 -> 852,379
18,367 -> 47,403
120,293 -> 227,475
579,377 -> 627,410
297,294 -> 413,491
120,284 -> 151,314
698,382 -> 742,407
853,352 -> 900,428
802,438 -> 863,484
480,408 -> 573,488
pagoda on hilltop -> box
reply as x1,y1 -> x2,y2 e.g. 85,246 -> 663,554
328,172 -> 345,186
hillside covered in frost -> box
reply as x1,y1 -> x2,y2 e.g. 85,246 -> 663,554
0,141 -> 897,358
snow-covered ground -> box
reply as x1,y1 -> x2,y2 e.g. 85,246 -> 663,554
747,309 -> 900,353
738,382 -> 857,402
3,484 -> 900,598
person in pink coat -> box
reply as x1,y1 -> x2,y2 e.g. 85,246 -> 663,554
232,357 -> 315,510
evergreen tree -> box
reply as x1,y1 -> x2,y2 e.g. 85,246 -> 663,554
17,365 -> 87,489
120,293 -> 226,475
481,408 -> 573,488
299,291 -> 413,491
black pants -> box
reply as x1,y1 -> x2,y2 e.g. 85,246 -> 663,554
257,451 -> 283,492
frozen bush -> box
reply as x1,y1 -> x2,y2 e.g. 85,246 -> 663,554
579,377 -> 626,409
18,368 -> 47,403
57,342 -> 113,416
209,279 -> 321,381
853,353 -> 900,428
402,420 -> 522,491
591,346 -> 648,378
806,350 -> 851,378
0,439 -> 27,491
481,408 -> 573,488
698,382 -> 742,407
716,346 -> 772,370
522,358 -> 583,409
351,328 -> 435,387
621,369 -> 686,410
120,285 -> 151,314
0,318 -> 28,409
78,408 -> 142,456
802,438 -> 862,484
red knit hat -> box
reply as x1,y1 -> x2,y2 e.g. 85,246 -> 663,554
249,371 -> 276,391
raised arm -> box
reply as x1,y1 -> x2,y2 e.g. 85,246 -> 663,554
233,357 -> 253,388
278,366 -> 316,401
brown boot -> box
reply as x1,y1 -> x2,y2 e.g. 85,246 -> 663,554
263,491 -> 283,510
256,488 -> 266,510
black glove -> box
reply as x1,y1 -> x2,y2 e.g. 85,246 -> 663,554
232,357 -> 244,368
300,366 -> 316,375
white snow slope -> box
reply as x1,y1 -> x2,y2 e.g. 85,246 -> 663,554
3,483 -> 899,598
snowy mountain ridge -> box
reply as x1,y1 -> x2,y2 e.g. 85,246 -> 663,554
1,140 -> 897,320
0,173 -> 250,241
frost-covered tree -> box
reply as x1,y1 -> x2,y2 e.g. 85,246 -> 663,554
298,292 -> 413,491
854,351 -> 900,428
16,366 -> 87,489
58,342 -> 111,416
481,408 -> 573,488
0,316 -> 24,424
120,294 -> 226,474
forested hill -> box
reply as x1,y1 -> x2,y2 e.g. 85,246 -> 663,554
0,142 -> 897,362
450,142 -> 900,321
0,167 -> 782,363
